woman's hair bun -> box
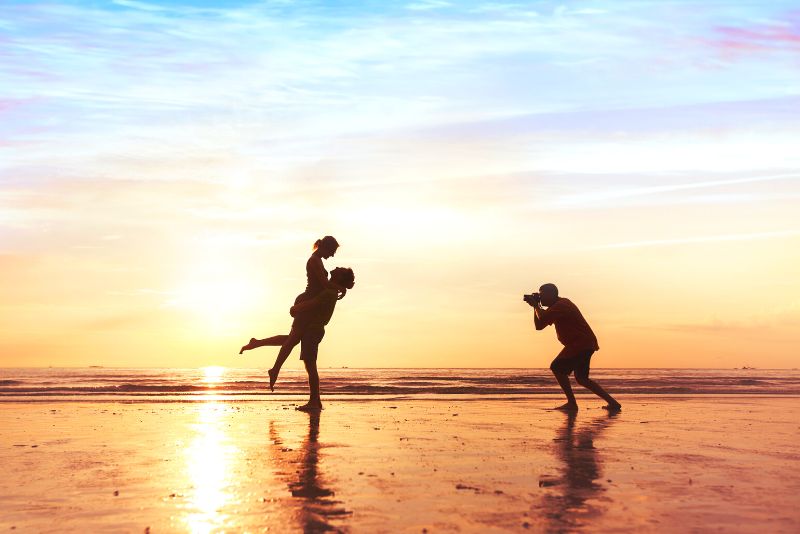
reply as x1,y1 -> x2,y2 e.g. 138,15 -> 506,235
314,235 -> 339,251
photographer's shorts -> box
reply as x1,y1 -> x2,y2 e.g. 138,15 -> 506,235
299,326 -> 326,362
550,349 -> 594,379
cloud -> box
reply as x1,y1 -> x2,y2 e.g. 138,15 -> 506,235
556,173 -> 800,208
711,11 -> 800,54
658,304 -> 800,335
657,320 -> 762,334
590,230 -> 800,250
80,311 -> 157,330
111,0 -> 168,12
406,0 -> 451,11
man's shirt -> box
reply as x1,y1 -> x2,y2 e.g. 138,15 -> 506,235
301,288 -> 338,329
538,298 -> 599,353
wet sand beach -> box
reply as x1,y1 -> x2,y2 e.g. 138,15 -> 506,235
1,395 -> 799,533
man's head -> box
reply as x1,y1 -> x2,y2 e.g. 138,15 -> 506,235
539,283 -> 559,306
330,267 -> 355,289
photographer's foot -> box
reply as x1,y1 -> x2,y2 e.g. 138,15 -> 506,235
554,402 -> 579,412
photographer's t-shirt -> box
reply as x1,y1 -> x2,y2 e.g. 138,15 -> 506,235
538,298 -> 599,353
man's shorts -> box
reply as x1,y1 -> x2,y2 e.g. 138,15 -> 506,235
299,326 -> 325,362
550,349 -> 594,380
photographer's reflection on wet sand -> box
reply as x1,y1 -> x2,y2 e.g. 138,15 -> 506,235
268,412 -> 351,533
540,411 -> 619,532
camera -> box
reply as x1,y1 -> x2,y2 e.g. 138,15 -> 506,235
523,292 -> 540,305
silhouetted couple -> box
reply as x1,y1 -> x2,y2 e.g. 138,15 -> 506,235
527,284 -> 621,412
240,236 -> 354,412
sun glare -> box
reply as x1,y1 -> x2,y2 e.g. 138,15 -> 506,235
202,366 -> 225,384
184,402 -> 236,533
168,258 -> 263,331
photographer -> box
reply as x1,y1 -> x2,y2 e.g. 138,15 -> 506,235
525,283 -> 621,412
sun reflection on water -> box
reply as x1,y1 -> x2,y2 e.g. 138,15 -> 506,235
184,401 -> 237,533
202,366 -> 225,385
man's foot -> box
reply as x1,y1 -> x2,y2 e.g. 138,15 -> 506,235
602,402 -> 622,412
295,403 -> 323,413
268,368 -> 278,392
553,402 -> 579,412
239,338 -> 257,355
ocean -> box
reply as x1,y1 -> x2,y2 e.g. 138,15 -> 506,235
1,367 -> 798,401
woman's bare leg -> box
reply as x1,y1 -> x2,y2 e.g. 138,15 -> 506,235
240,335 -> 288,354
268,328 -> 303,391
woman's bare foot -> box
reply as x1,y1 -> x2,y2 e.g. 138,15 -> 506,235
268,368 -> 278,392
296,403 -> 323,412
602,402 -> 622,412
239,338 -> 257,355
554,402 -> 579,412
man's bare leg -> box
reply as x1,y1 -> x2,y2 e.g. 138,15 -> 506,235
553,371 -> 579,411
307,358 -> 322,408
575,376 -> 621,410
240,335 -> 288,354
296,358 -> 322,412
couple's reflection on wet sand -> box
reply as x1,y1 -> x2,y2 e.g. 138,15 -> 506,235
540,411 -> 619,532
269,412 -> 351,533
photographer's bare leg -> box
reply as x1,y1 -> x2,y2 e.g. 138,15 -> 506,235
575,375 -> 621,410
552,370 -> 579,411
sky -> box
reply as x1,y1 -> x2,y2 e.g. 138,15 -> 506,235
1,0 -> 799,368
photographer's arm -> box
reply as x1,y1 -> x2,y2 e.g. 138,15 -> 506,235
526,295 -> 549,330
533,303 -> 548,330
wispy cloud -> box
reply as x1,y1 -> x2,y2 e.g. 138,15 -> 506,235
111,0 -> 168,12
406,0 -> 452,11
590,230 -> 800,250
557,173 -> 800,208
710,10 -> 800,54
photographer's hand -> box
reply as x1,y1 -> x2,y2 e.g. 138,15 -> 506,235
532,298 -> 546,330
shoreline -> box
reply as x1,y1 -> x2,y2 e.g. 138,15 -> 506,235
3,393 -> 800,404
